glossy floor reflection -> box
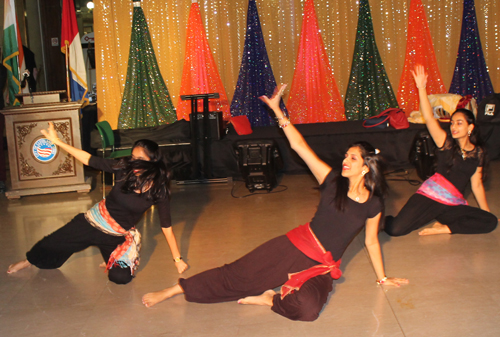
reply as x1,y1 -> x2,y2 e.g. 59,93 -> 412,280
1,163 -> 499,337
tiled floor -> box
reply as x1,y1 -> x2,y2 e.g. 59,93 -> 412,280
1,162 -> 499,337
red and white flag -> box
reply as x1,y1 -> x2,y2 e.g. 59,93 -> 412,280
61,0 -> 88,106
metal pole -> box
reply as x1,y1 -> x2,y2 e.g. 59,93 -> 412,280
36,0 -> 48,91
65,44 -> 71,101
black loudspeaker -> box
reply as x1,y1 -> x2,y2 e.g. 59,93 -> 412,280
234,140 -> 283,192
196,111 -> 224,140
409,130 -> 436,181
477,93 -> 500,123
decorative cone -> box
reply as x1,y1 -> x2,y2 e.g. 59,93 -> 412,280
230,0 -> 286,127
344,0 -> 398,120
287,0 -> 345,124
449,0 -> 494,102
397,0 -> 447,116
176,1 -> 230,121
118,1 -> 176,129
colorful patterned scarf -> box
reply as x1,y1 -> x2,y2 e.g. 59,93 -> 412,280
282,223 -> 342,299
416,173 -> 468,206
85,199 -> 141,275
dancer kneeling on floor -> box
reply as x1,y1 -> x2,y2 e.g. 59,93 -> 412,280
384,65 -> 497,237
7,122 -> 188,284
142,84 -> 408,321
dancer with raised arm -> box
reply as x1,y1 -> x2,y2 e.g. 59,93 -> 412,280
142,85 -> 407,321
384,65 -> 497,236
7,122 -> 188,284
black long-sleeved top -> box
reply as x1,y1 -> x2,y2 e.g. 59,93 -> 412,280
88,156 -> 172,230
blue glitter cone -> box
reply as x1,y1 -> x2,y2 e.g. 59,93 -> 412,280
449,0 -> 494,102
230,0 -> 287,127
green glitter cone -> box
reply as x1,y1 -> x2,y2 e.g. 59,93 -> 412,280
118,3 -> 176,129
344,0 -> 398,121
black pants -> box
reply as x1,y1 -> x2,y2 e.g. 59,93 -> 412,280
179,235 -> 333,321
384,194 -> 498,236
26,213 -> 133,284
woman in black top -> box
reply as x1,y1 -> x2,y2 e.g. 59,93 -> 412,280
7,122 -> 188,284
384,65 -> 497,236
142,85 -> 407,321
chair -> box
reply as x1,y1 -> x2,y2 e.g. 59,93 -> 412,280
95,121 -> 132,198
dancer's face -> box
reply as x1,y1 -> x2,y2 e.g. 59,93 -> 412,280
341,146 -> 368,178
131,146 -> 150,161
131,146 -> 151,175
450,112 -> 474,140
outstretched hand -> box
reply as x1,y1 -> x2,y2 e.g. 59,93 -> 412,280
410,65 -> 428,90
381,277 -> 409,287
40,122 -> 61,144
259,84 -> 287,112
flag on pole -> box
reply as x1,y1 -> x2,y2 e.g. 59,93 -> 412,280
61,0 -> 88,106
3,0 -> 26,106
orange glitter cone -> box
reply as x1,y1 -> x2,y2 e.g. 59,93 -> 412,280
176,1 -> 230,121
397,0 -> 447,116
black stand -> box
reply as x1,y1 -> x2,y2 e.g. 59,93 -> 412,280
178,93 -> 229,184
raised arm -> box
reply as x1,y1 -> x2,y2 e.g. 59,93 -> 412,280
41,122 -> 91,165
259,84 -> 332,184
365,213 -> 408,287
411,65 -> 447,148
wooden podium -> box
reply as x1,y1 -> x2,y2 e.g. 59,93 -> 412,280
1,100 -> 91,199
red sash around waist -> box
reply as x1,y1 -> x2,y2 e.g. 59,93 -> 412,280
282,223 -> 342,299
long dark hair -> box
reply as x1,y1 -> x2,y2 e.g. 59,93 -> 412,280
447,109 -> 487,179
114,139 -> 171,202
334,141 -> 387,212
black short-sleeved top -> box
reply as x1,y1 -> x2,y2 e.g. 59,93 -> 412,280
309,170 -> 383,261
88,156 -> 172,230
434,135 -> 484,194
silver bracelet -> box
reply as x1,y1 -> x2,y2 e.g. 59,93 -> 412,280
279,120 -> 291,129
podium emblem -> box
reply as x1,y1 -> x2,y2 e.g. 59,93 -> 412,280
32,138 -> 58,163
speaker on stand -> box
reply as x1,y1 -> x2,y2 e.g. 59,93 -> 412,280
196,111 -> 224,141
234,139 -> 283,192
179,93 -> 228,184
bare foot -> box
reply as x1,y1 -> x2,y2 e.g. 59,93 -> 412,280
142,284 -> 183,308
238,289 -> 276,306
419,222 -> 451,236
7,260 -> 31,274
99,262 -> 106,268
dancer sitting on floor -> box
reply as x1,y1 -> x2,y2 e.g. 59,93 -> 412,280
384,65 -> 497,237
7,122 -> 188,284
142,84 -> 408,321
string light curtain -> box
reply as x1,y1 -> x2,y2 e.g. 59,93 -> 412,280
287,0 -> 345,124
397,0 -> 447,116
344,0 -> 398,120
449,0 -> 494,102
95,1 -> 500,128
230,0 -> 285,127
176,0 -> 230,121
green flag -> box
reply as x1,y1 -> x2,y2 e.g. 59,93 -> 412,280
3,0 -> 25,106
